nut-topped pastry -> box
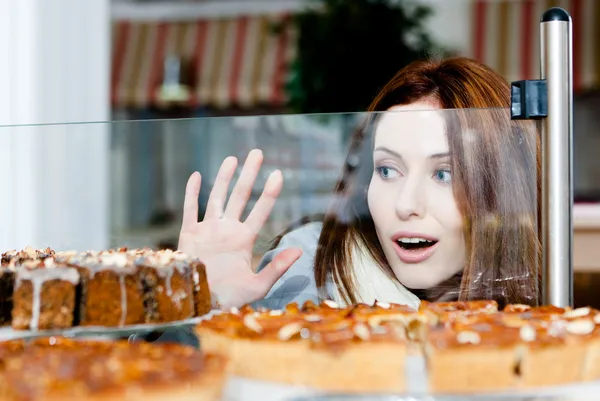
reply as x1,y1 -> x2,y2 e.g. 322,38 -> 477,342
11,258 -> 80,330
68,252 -> 146,327
137,250 -> 195,323
0,246 -> 57,326
0,263 -> 17,326
190,259 -> 212,317
0,337 -> 228,401
196,301 -> 408,393
1,246 -> 55,266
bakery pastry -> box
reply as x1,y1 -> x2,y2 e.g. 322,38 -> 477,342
11,258 -> 80,330
68,252 -> 146,327
195,300 -> 600,394
2,246 -> 55,266
507,306 -> 593,388
425,318 -> 522,393
0,247 -> 57,326
190,260 -> 212,316
0,264 -> 16,325
0,337 -> 228,401
197,301 -> 407,393
426,305 -> 598,392
1,247 -> 213,331
138,251 -> 195,323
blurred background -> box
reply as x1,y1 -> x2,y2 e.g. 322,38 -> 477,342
0,0 -> 598,305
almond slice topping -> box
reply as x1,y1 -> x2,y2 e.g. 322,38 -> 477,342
563,307 -> 591,319
243,314 -> 263,333
520,325 -> 536,342
323,300 -> 340,309
277,322 -> 304,340
566,318 -> 595,335
457,330 -> 481,345
304,314 -> 322,322
353,323 -> 371,340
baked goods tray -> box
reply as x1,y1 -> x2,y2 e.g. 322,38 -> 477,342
221,356 -> 600,401
0,310 -> 222,341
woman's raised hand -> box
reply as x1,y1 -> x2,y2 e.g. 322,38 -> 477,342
178,149 -> 302,309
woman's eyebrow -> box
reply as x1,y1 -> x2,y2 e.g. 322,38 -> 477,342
374,147 -> 449,160
373,146 -> 403,160
429,152 -> 450,159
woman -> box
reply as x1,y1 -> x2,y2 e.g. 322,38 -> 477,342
177,57 -> 541,313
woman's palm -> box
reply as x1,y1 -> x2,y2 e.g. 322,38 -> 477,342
178,150 -> 301,308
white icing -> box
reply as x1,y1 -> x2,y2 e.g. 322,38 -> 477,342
192,270 -> 200,291
142,260 -> 188,299
171,290 -> 188,310
119,274 -> 127,327
99,254 -> 129,268
164,268 -> 174,297
15,266 -> 80,330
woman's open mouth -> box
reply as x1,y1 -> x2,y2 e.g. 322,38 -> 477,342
392,235 -> 439,263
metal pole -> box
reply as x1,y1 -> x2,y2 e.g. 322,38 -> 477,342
540,8 -> 573,307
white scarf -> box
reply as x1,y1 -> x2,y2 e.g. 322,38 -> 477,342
330,242 -> 421,310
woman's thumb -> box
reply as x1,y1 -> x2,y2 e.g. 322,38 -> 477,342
256,247 -> 303,294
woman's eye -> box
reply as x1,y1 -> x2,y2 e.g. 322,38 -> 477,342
376,166 -> 399,179
434,169 -> 452,183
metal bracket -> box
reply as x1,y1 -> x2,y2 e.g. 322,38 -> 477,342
510,79 -> 548,120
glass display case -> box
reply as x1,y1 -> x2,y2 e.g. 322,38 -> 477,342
0,106 -> 597,401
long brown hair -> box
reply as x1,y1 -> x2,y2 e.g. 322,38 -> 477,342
313,57 -> 541,307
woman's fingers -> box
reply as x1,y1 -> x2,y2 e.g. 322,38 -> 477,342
255,247 -> 303,296
180,172 -> 201,232
244,169 -> 283,234
205,156 -> 238,219
224,149 -> 263,220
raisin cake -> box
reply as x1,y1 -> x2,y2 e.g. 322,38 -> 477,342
67,252 -> 146,327
0,247 -> 56,326
11,258 -> 80,330
137,251 -> 195,323
4,247 -> 213,331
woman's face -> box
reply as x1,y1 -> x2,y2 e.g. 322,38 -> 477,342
367,102 -> 466,289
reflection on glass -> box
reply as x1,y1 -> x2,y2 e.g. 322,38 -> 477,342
0,58 -> 543,313
167,109 -> 539,311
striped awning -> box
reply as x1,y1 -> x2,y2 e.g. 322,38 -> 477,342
473,0 -> 599,93
111,1 -> 598,110
111,15 -> 295,109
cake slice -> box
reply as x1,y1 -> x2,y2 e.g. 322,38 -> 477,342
137,251 -> 195,323
0,337 -> 228,401
196,303 -> 407,393
582,312 -> 600,382
70,252 -> 146,327
190,260 -> 212,317
496,306 -> 590,388
425,317 -> 522,393
0,265 -> 16,325
349,301 -> 427,345
11,258 -> 80,330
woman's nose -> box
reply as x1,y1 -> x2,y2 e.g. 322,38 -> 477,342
395,176 -> 425,220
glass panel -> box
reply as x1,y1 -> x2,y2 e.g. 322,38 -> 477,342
0,107 -> 540,308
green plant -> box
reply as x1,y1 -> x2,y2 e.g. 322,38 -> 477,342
284,0 -> 447,114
